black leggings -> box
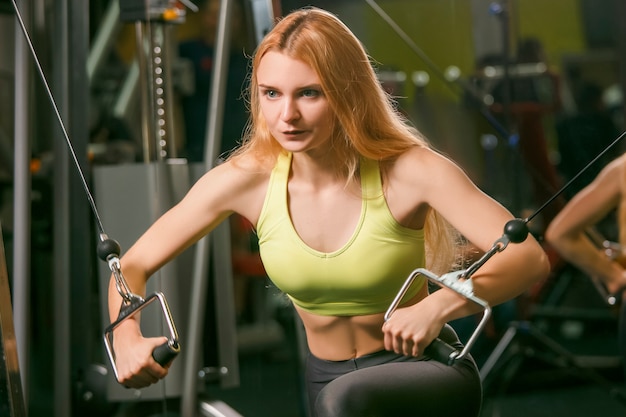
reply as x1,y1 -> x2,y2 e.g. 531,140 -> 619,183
305,324 -> 482,417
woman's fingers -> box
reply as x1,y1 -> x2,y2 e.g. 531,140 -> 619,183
383,321 -> 425,357
116,336 -> 171,388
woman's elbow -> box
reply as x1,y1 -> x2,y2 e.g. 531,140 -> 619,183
527,243 -> 552,285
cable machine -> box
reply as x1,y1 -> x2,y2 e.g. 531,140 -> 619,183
7,0 -> 274,416
91,1 -> 241,415
91,0 -> 278,416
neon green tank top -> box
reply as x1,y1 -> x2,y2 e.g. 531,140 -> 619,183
257,152 -> 425,316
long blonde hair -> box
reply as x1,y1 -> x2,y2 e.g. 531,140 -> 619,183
232,7 -> 459,273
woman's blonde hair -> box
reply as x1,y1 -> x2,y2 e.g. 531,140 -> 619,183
232,7 -> 459,272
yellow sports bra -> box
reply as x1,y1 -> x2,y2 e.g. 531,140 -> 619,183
256,152 -> 425,316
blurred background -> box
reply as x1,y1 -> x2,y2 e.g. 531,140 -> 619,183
1,0 -> 625,416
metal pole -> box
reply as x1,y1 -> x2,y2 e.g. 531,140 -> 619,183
136,22 -> 156,162
161,23 -> 179,158
204,0 -> 239,390
182,0 -> 238,415
12,0 -> 31,409
68,0 -> 92,411
87,0 -> 121,82
204,0 -> 233,164
52,0 -> 71,415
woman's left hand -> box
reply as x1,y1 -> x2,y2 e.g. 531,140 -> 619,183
382,301 -> 445,357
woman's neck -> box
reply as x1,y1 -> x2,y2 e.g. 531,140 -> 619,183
291,150 -> 350,186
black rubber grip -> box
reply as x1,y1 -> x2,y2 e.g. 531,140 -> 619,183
424,337 -> 459,365
152,341 -> 180,366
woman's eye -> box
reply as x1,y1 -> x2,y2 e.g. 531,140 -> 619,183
302,89 -> 320,98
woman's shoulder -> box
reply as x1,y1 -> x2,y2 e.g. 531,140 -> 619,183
387,146 -> 458,178
185,154 -> 273,223
211,153 -> 273,188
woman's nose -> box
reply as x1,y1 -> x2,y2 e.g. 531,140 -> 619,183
280,98 -> 300,122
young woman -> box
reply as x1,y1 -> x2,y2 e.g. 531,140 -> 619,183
109,7 -> 549,416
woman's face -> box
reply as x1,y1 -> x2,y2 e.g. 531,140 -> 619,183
256,51 -> 335,154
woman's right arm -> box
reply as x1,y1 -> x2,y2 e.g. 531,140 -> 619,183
108,158 -> 266,388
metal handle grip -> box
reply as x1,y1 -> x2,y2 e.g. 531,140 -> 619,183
424,337 -> 460,366
386,267 -> 491,366
104,292 -> 180,382
152,340 -> 180,366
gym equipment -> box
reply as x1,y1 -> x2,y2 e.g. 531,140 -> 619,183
101,235 -> 181,380
10,1 -> 238,415
386,218 -> 528,365
0,223 -> 26,417
386,127 -> 626,368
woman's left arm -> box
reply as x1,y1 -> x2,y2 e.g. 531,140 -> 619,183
383,147 -> 550,355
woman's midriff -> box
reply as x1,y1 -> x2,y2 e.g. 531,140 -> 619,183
295,287 -> 428,361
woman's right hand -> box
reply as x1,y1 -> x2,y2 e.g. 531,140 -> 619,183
113,322 -> 170,389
